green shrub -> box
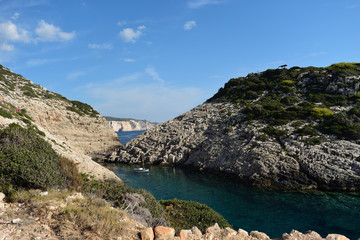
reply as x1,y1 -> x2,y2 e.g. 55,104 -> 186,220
0,108 -> 13,119
160,199 -> 231,232
311,107 -> 334,118
295,125 -> 318,136
262,126 -> 288,140
0,124 -> 65,191
20,86 -> 37,98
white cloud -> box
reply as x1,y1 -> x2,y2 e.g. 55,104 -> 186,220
67,71 -> 87,80
88,43 -> 113,50
124,58 -> 135,62
145,66 -> 164,85
0,42 -> 14,51
11,12 -> 20,20
187,0 -> 224,8
184,21 -> 197,30
35,20 -> 75,42
0,20 -> 31,42
119,26 -> 146,43
117,20 -> 127,26
26,58 -> 59,66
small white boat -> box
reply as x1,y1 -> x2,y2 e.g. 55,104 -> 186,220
133,167 -> 149,173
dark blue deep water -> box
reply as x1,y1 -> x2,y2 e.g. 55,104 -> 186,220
112,131 -> 360,239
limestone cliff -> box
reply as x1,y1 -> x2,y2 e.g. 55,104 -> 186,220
110,63 -> 360,190
0,65 -> 121,181
106,117 -> 157,132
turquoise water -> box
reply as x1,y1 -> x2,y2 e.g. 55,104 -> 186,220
113,131 -> 360,239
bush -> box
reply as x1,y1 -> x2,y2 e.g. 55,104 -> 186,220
262,126 -> 288,140
160,199 -> 231,232
311,107 -> 334,118
0,124 -> 65,191
0,108 -> 13,119
81,177 -> 167,227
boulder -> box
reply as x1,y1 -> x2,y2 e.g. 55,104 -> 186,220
250,231 -> 270,240
141,227 -> 154,240
326,234 -> 350,240
154,226 -> 175,240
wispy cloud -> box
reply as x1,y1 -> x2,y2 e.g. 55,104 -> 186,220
119,25 -> 146,43
26,58 -> 59,66
187,0 -> 224,8
88,43 -> 113,50
11,12 -> 20,20
82,68 -> 206,122
0,42 -> 14,51
67,71 -> 87,80
124,58 -> 135,62
145,66 -> 164,85
184,21 -> 197,31
35,20 -> 75,42
308,51 -> 326,57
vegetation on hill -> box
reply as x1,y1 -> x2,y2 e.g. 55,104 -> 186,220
208,62 -> 360,143
0,64 -> 99,118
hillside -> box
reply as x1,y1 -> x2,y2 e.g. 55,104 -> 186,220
110,63 -> 360,191
0,65 -> 120,180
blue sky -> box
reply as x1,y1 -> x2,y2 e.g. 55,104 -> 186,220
0,0 -> 359,122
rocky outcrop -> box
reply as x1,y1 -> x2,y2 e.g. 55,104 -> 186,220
110,64 -> 360,190
0,65 -> 121,181
109,119 -> 157,132
138,223 -> 353,240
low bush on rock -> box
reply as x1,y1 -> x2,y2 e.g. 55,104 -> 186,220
160,198 -> 231,232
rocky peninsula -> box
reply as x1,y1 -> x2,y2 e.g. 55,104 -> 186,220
110,63 -> 360,191
106,116 -> 157,132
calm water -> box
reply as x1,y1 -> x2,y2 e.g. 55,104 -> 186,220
112,131 -> 360,239
117,130 -> 145,145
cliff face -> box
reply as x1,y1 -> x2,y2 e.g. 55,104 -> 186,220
109,119 -> 157,132
0,65 -> 121,180
110,63 -> 360,190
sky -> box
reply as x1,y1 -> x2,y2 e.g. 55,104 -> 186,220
0,0 -> 359,122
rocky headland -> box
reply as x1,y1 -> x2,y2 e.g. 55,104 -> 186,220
106,116 -> 157,132
110,63 -> 360,191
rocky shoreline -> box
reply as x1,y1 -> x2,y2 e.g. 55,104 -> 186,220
108,65 -> 360,191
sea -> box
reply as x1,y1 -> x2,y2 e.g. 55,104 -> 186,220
111,131 -> 360,239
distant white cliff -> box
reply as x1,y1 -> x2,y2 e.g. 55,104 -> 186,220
106,117 -> 157,132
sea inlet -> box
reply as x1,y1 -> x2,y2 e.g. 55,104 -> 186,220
103,131 -> 360,239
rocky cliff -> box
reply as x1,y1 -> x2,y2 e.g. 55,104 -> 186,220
110,63 -> 360,191
106,117 -> 157,132
0,65 -> 121,180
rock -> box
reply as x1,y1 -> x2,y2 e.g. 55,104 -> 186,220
65,192 -> 84,202
237,228 -> 249,238
141,227 -> 154,240
180,230 -> 192,240
154,226 -> 175,240
205,223 -> 220,234
250,231 -> 270,240
11,218 -> 22,224
0,192 -> 5,202
191,226 -> 203,236
282,230 -> 323,240
326,234 -> 350,240
40,191 -> 48,196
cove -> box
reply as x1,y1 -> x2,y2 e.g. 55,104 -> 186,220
110,132 -> 360,239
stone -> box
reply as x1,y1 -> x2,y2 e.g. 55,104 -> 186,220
250,231 -> 270,240
205,223 -> 220,234
326,234 -> 350,240
0,192 -> 5,202
191,226 -> 202,236
154,226 -> 175,240
141,227 -> 154,240
40,191 -> 48,196
282,230 -> 323,240
237,228 -> 249,238
11,218 -> 22,224
180,230 -> 192,240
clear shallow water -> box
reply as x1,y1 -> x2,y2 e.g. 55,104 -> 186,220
113,131 -> 360,239
117,130 -> 145,145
